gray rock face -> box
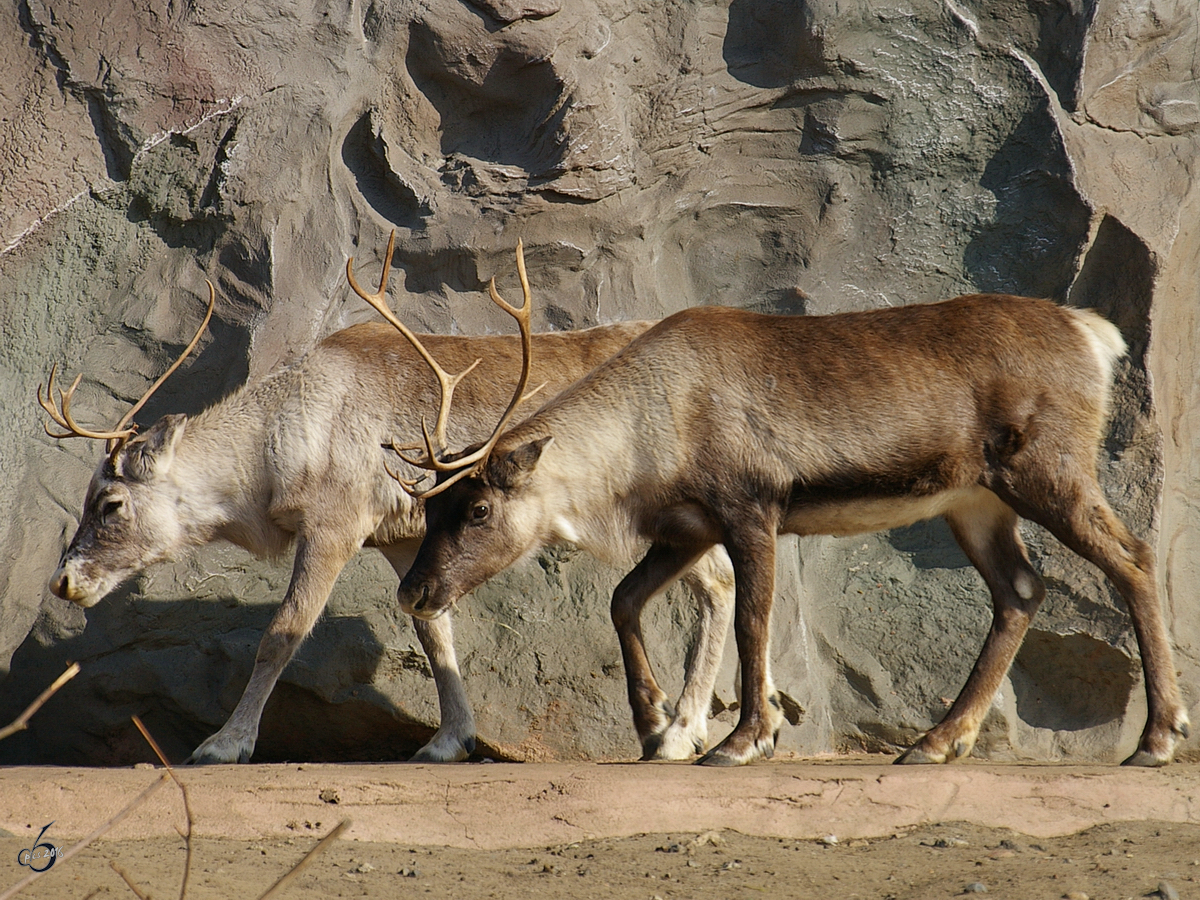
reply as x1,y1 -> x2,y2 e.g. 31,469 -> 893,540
0,0 -> 1196,765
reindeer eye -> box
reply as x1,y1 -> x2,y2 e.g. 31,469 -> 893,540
101,499 -> 123,523
470,502 -> 490,522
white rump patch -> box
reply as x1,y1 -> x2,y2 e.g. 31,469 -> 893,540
1066,307 -> 1127,384
1065,307 -> 1127,419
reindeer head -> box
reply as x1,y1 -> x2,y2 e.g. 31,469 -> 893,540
50,415 -> 191,606
347,233 -> 549,618
396,433 -> 554,618
41,285 -> 214,607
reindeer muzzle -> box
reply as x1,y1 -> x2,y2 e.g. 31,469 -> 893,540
48,566 -> 94,606
397,579 -> 451,620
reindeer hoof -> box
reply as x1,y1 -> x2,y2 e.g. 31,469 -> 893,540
411,732 -> 475,763
894,745 -> 940,765
186,749 -> 251,765
188,733 -> 255,765
640,734 -> 664,761
894,744 -> 972,764
646,717 -> 709,761
896,730 -> 977,764
1122,713 -> 1187,767
643,733 -> 706,761
184,753 -> 241,768
1121,748 -> 1171,767
696,748 -> 744,767
696,732 -> 774,767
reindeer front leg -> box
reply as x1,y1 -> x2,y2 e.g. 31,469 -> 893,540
379,542 -> 478,762
409,614 -> 477,761
698,520 -> 784,767
657,545 -> 736,759
189,534 -> 357,764
611,542 -> 715,759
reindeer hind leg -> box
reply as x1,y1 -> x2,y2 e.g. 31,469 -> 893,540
698,520 -> 784,767
897,488 -> 1044,765
1005,470 -> 1187,766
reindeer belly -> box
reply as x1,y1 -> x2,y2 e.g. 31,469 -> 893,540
783,485 -> 992,537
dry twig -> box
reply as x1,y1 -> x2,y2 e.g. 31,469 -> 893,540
0,662 -> 80,742
0,772 -> 169,900
255,819 -> 352,900
110,860 -> 154,899
1,698 -> 350,900
131,716 -> 194,900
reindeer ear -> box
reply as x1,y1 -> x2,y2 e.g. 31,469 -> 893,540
115,414 -> 188,482
491,435 -> 553,490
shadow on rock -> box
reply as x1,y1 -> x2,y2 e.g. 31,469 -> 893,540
0,587 -> 471,766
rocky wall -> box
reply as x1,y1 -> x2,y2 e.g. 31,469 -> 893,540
0,0 -> 1196,765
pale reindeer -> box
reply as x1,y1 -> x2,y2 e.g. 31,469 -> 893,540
391,288 -> 1189,766
40,235 -> 735,764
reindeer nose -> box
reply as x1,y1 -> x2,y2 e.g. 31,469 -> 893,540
414,584 -> 430,612
49,569 -> 70,600
398,581 -> 434,617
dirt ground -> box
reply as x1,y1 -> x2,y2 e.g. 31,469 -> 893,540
4,820 -> 1198,899
3,760 -> 1199,900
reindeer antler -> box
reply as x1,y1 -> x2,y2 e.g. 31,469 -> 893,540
346,232 -> 543,498
347,230 -> 482,467
38,281 -> 217,456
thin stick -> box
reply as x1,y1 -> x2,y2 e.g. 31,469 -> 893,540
255,819 -> 352,900
131,716 -> 194,900
110,860 -> 154,899
0,662 -> 81,742
0,773 -> 169,900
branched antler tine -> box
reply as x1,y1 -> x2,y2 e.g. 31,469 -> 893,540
389,416 -> 457,472
109,280 -> 217,449
345,229 -> 398,323
37,365 -> 136,442
59,375 -> 117,441
37,365 -> 74,433
522,380 -> 548,405
407,458 -> 486,499
384,459 -> 427,493
370,237 -> 538,499
416,415 -> 454,471
385,437 -> 426,454
381,436 -> 439,475
38,284 -> 213,450
347,230 -> 481,462
392,407 -> 500,476
41,422 -> 75,440
482,237 -> 533,437
429,357 -> 480,453
428,238 -> 536,476
382,439 -> 437,498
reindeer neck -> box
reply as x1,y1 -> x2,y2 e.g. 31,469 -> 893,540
501,375 -> 671,561
168,388 -> 281,555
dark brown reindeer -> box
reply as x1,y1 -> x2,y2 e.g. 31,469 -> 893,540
40,238 -> 734,764
393,288 -> 1188,766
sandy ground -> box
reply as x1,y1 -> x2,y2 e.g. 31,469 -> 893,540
2,759 -> 1198,899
